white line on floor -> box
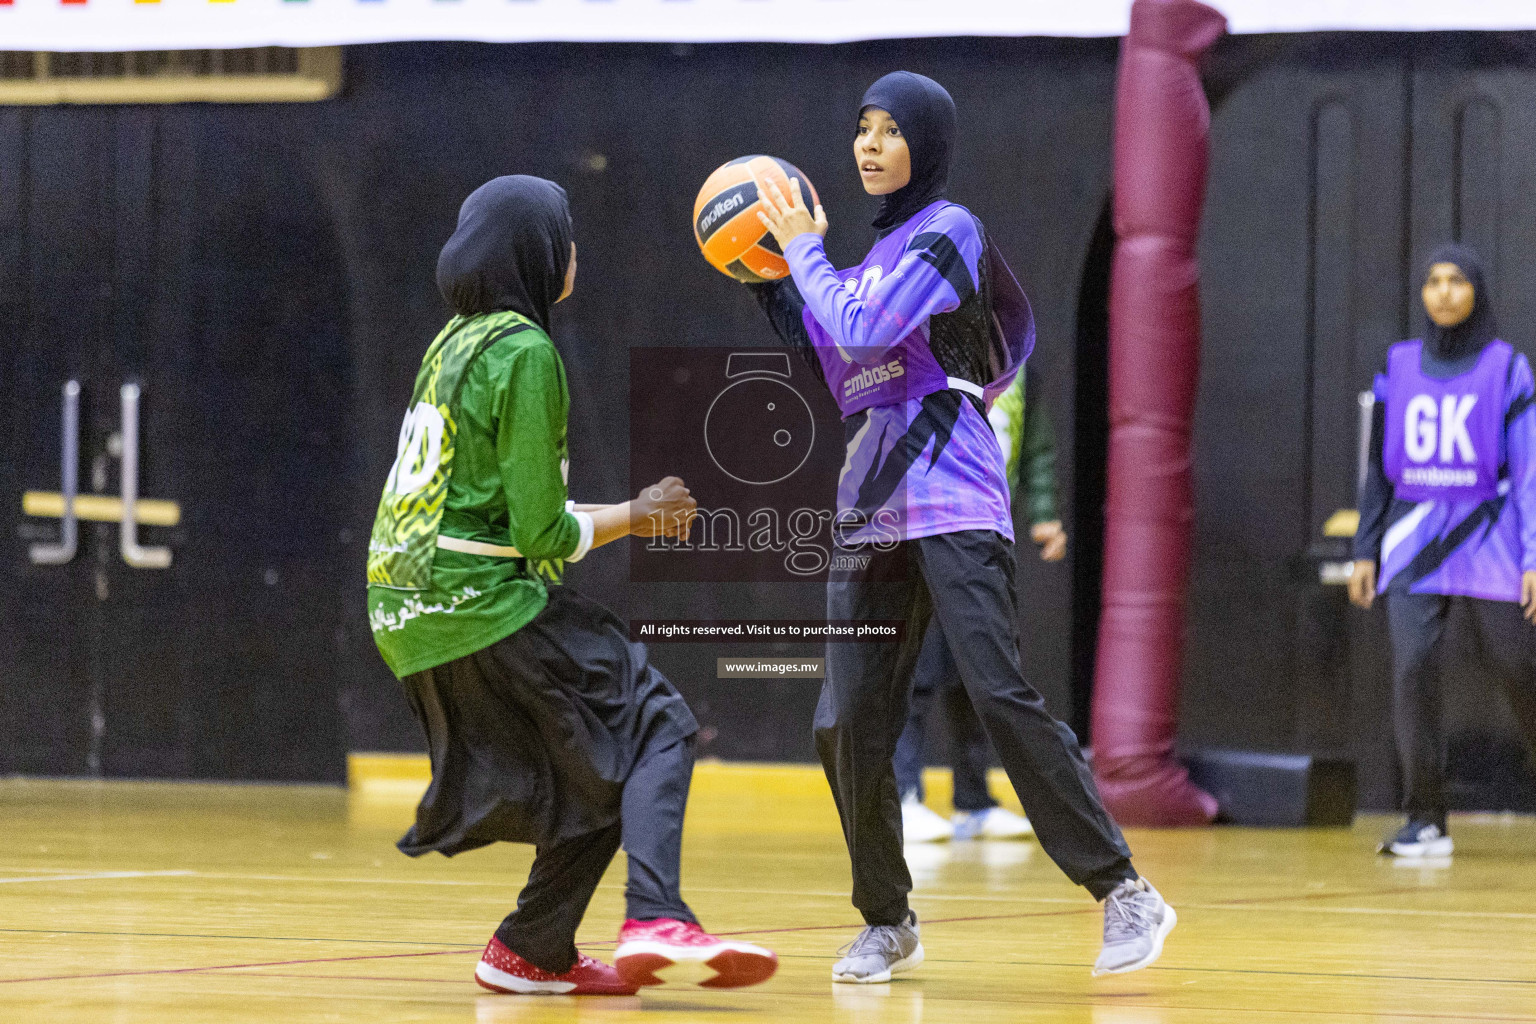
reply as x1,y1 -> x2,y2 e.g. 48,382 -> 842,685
0,870 -> 194,885
162,874 -> 1536,921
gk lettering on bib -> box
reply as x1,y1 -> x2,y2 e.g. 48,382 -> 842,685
1381,339 -> 1511,502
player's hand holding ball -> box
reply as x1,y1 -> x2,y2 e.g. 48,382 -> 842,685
754,172 -> 827,252
693,156 -> 819,283
632,477 -> 696,541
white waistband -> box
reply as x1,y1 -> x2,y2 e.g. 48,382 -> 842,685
946,376 -> 984,399
436,535 -> 521,558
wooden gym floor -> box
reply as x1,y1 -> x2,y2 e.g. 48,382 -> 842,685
2,763 -> 1534,1024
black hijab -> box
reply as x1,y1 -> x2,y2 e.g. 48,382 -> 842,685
858,71 -> 1034,396
860,71 -> 957,235
437,175 -> 573,331
1423,243 -> 1498,359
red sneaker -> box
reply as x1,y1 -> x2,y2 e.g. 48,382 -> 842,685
614,918 -> 778,989
474,936 -> 638,995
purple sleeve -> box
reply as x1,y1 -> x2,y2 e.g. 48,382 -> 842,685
783,209 -> 983,365
1353,392 -> 1391,562
1504,355 -> 1536,573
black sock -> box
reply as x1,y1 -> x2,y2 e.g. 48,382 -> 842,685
1084,860 -> 1139,902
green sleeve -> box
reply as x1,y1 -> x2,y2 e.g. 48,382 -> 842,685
1018,373 -> 1060,526
496,341 -> 583,562
990,372 -> 1026,491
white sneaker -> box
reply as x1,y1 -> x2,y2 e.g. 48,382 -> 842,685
900,792 -> 953,843
1378,820 -> 1454,858
1093,878 -> 1176,976
952,806 -> 1033,840
832,910 -> 924,984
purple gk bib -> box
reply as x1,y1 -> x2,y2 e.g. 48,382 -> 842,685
1381,339 -> 1511,503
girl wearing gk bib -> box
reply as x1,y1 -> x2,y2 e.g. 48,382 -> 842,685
1350,244 -> 1536,859
748,71 -> 1173,981
366,176 -> 776,995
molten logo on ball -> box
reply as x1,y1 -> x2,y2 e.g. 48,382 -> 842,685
699,193 -> 745,234
693,155 -> 819,284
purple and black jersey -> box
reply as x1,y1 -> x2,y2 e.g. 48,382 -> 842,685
1356,340 -> 1536,601
777,201 -> 1031,544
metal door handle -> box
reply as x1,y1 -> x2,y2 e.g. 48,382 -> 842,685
29,380 -> 81,566
120,383 -> 171,569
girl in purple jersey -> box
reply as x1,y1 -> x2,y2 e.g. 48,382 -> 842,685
748,70 -> 1173,982
1349,244 -> 1536,858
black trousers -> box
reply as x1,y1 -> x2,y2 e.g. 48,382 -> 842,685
818,529 -> 1135,925
893,619 -> 997,812
496,735 -> 698,973
1386,588 -> 1536,824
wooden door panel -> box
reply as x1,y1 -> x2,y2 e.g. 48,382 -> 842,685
1190,40 -> 1409,771
0,108 -> 111,775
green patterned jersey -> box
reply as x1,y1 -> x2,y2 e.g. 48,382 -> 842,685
986,368 -> 1059,525
367,312 -> 591,677
369,313 -> 535,588
988,370 -> 1028,489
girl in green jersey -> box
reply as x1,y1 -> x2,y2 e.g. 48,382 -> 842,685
368,176 -> 777,995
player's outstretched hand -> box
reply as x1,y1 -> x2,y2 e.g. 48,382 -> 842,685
753,173 -> 827,252
632,477 -> 696,542
1522,570 -> 1536,623
1347,559 -> 1376,610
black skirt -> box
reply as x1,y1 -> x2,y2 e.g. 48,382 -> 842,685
396,585 -> 698,857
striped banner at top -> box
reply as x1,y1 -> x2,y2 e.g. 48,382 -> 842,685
2,0 -> 1536,51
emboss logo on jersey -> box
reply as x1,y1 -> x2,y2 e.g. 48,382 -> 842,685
1403,393 -> 1478,487
842,359 -> 905,400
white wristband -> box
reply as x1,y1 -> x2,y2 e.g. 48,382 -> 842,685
566,510 -> 595,563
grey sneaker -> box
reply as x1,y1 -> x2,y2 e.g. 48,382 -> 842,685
831,910 -> 924,984
1092,878 -> 1176,976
